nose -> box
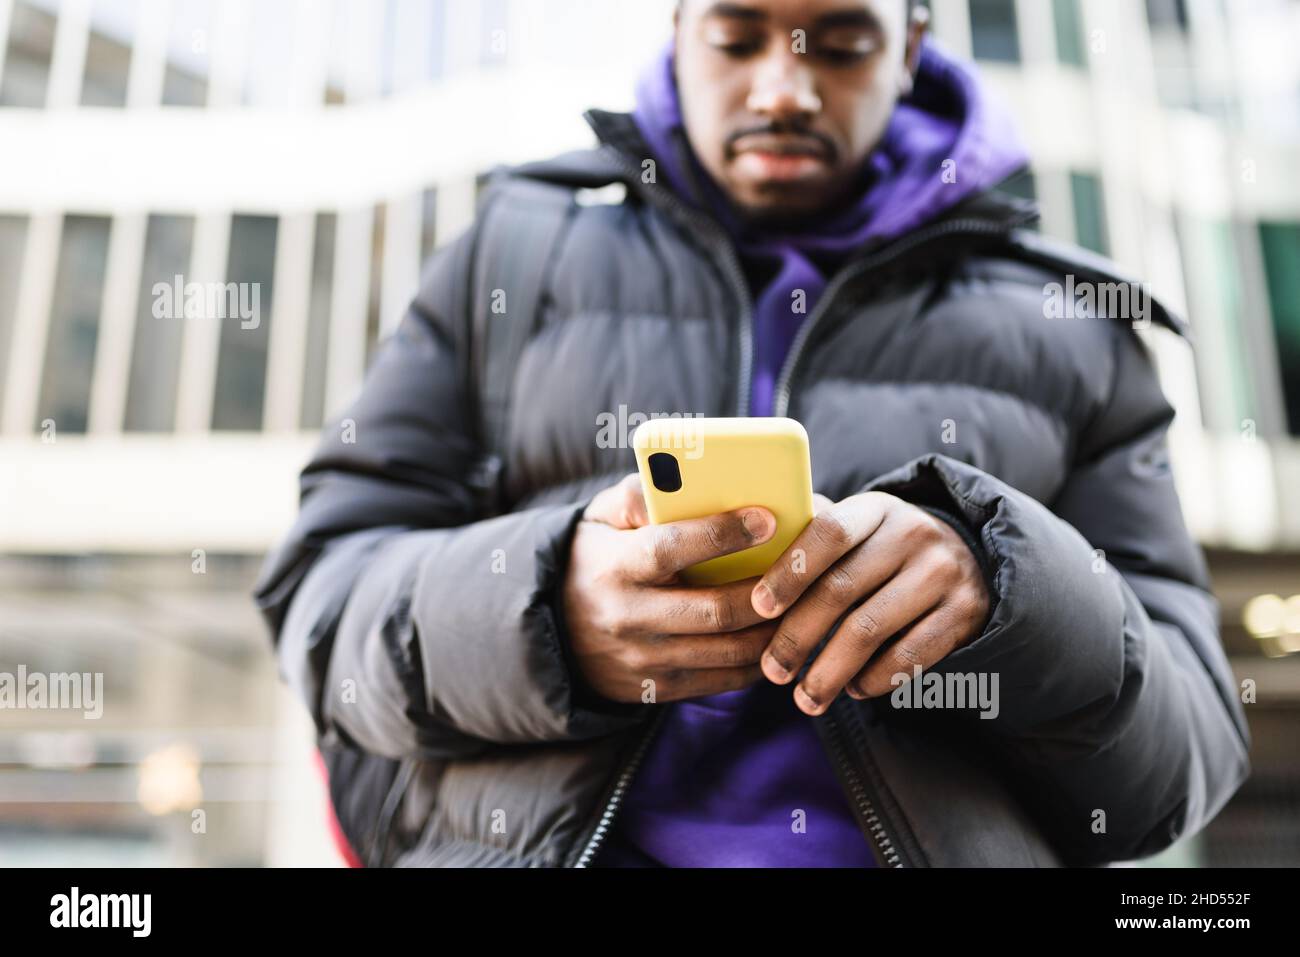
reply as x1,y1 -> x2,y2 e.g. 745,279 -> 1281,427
745,52 -> 822,123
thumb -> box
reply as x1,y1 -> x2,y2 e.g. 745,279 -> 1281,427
584,473 -> 650,529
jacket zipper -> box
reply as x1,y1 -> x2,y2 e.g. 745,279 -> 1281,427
570,708 -> 670,867
773,216 -> 1035,417
817,700 -> 905,867
770,218 -> 1028,869
566,148 -> 759,869
571,143 -> 1028,869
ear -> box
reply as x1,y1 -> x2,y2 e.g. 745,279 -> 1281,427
899,4 -> 930,96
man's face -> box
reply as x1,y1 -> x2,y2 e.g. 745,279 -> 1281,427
674,0 -> 919,224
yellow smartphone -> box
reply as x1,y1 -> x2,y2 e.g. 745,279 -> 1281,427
632,417 -> 815,585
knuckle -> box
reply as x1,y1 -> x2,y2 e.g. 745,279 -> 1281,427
952,592 -> 987,626
910,515 -> 946,549
812,511 -> 855,551
706,594 -> 737,632
596,597 -> 636,641
717,638 -> 752,667
850,606 -> 886,644
943,552 -> 968,583
892,641 -> 926,669
648,525 -> 684,571
769,629 -> 803,668
821,563 -> 859,604
704,517 -> 734,555
619,644 -> 652,674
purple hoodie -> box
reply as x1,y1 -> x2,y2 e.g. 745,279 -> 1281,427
594,38 -> 1028,868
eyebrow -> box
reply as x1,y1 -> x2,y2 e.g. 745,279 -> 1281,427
701,2 -> 767,22
701,3 -> 884,32
814,9 -> 883,32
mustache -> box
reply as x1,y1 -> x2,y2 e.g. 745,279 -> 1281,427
725,123 -> 839,164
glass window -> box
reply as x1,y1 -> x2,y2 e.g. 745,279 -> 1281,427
1,1 -> 57,108
125,215 -> 194,433
1174,214 -> 1252,434
80,7 -> 134,107
211,215 -> 277,431
1070,171 -> 1109,256
162,0 -> 211,106
300,213 -> 336,430
969,0 -> 1021,64
1258,223 -> 1300,437
1052,0 -> 1086,68
37,216 -> 113,435
161,61 -> 207,107
365,204 -> 386,368
420,187 -> 439,265
1145,0 -> 1189,32
0,216 -> 29,425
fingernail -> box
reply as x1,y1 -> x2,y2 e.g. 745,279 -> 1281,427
762,652 -> 791,684
742,508 -> 772,539
795,685 -> 823,715
845,684 -> 865,700
752,583 -> 776,616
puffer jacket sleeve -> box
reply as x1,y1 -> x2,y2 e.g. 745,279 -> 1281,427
252,228 -> 646,762
862,321 -> 1251,865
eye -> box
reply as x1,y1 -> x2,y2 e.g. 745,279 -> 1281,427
704,26 -> 764,58
712,39 -> 762,58
817,47 -> 870,65
814,32 -> 880,65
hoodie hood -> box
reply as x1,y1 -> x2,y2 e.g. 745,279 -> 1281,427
631,36 -> 1030,254
630,36 -> 1031,416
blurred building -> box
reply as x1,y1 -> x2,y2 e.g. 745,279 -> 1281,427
0,0 -> 1296,866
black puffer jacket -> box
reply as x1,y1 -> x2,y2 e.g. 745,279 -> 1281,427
253,109 -> 1250,868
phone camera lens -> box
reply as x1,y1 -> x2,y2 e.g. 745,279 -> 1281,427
648,453 -> 683,493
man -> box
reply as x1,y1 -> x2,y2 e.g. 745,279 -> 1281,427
254,0 -> 1250,867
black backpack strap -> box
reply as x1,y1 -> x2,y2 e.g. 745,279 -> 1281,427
467,174 -> 580,515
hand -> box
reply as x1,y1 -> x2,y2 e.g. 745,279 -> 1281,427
751,492 -> 990,715
562,474 -> 780,704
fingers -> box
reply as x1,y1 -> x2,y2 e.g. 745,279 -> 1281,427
624,577 -> 771,636
759,536 -> 903,685
650,620 -> 780,670
655,663 -> 766,702
751,493 -> 890,619
848,598 -> 985,700
793,564 -> 943,715
584,474 -> 650,530
595,622 -> 776,703
626,506 -> 776,582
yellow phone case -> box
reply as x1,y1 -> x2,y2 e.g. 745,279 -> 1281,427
633,417 -> 815,585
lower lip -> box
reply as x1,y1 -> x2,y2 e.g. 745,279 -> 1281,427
734,150 -> 827,183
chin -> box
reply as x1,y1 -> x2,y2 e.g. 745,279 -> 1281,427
730,187 -> 838,228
